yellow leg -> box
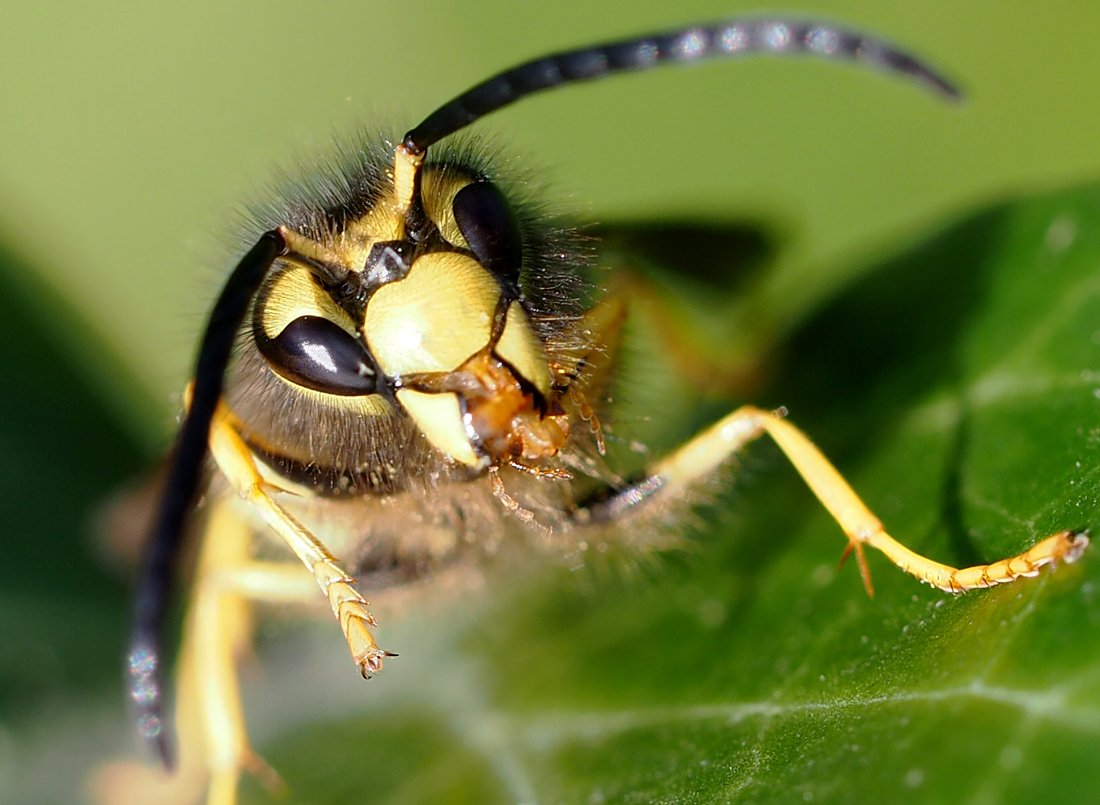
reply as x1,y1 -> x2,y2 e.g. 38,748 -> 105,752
192,498 -> 254,805
191,501 -> 300,805
94,399 -> 394,805
209,401 -> 392,676
89,501 -> 316,805
651,405 -> 1088,593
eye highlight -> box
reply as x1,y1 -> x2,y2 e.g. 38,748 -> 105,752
257,315 -> 382,396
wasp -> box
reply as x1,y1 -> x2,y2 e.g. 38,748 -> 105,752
104,15 -> 1087,804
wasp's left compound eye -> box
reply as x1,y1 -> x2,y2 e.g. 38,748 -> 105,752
258,315 -> 381,396
452,180 -> 523,286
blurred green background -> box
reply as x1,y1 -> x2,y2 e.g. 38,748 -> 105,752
4,0 -> 1099,436
2,0 -> 1100,802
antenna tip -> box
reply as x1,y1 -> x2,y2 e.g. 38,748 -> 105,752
127,642 -> 175,769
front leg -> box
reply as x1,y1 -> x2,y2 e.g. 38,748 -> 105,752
575,404 -> 1088,593
208,401 -> 394,677
91,499 -> 317,805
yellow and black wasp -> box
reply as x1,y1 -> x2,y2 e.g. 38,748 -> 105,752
106,15 -> 1086,804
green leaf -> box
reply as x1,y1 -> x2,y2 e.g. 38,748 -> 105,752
6,184 -> 1098,801
0,244 -> 147,713
0,244 -> 148,799
240,183 -> 1100,803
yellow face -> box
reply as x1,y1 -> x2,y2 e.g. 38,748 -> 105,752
234,160 -> 571,489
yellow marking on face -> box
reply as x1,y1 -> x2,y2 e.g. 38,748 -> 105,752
260,265 -> 358,339
279,227 -> 343,266
391,143 -> 423,220
343,198 -> 406,257
495,301 -> 551,398
294,385 -> 395,417
364,252 -> 500,376
281,226 -> 370,276
420,166 -> 473,250
395,388 -> 482,467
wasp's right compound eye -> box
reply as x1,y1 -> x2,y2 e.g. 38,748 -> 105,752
452,180 -> 523,286
257,315 -> 381,395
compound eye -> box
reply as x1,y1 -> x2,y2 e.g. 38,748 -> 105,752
452,181 -> 523,286
258,315 -> 380,396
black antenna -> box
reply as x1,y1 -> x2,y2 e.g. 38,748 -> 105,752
404,18 -> 959,154
128,230 -> 285,768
